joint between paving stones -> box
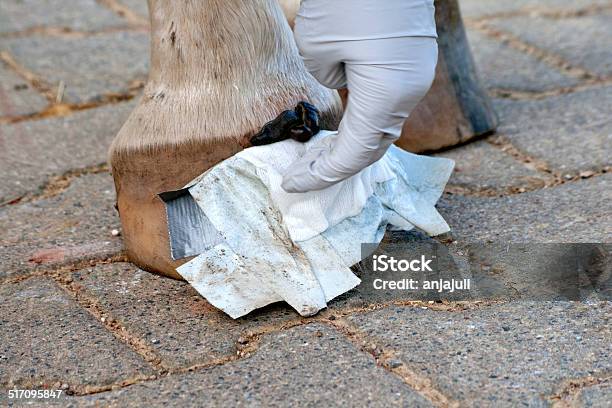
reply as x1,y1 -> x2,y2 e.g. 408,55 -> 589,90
445,165 -> 609,198
66,356 -> 243,397
95,0 -> 149,27
63,319 -> 315,397
549,373 -> 611,408
487,134 -> 610,186
487,134 -> 556,174
469,20 -> 601,82
0,51 -> 55,102
0,89 -> 140,126
488,77 -> 612,101
0,48 -> 143,126
0,252 -> 128,287
333,299 -> 504,317
233,299 -> 501,344
47,340 -> 253,397
0,162 -> 112,208
465,2 -> 612,23
323,316 -> 460,408
440,133 -> 610,198
49,271 -> 168,372
0,25 -> 149,40
444,182 -> 545,198
34,163 -> 111,201
0,48 -> 141,132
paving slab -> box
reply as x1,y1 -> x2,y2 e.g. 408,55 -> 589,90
494,86 -> 612,173
491,11 -> 612,77
458,0 -> 611,19
0,60 -> 48,117
0,100 -> 135,204
71,262 -> 305,369
466,29 -> 578,92
348,302 -> 612,408
0,0 -> 126,34
0,173 -> 122,279
0,277 -> 153,389
73,324 -> 433,407
576,383 -> 612,407
435,140 -> 549,191
437,174 -> 612,243
1,32 -> 149,104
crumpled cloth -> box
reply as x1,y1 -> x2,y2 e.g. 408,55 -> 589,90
163,131 -> 454,318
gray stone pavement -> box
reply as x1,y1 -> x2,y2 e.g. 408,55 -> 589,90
0,277 -> 154,389
348,302 -> 611,407
494,88 -> 612,173
0,173 -> 122,279
465,29 -> 579,92
1,33 -> 149,104
490,10 -> 612,78
0,61 -> 47,117
0,101 -> 135,204
0,0 -> 610,407
434,140 -> 549,191
76,324 -> 435,408
0,0 -> 128,34
69,262 -> 300,370
439,175 -> 612,243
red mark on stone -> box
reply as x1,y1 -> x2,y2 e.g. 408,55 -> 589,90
28,241 -> 115,265
29,248 -> 67,264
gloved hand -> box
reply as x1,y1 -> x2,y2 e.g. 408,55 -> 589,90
280,39 -> 438,193
281,130 -> 397,193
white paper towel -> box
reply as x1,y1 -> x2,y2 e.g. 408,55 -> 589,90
168,131 -> 454,318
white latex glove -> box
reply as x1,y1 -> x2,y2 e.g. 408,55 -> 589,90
283,7 -> 439,193
281,132 -> 396,193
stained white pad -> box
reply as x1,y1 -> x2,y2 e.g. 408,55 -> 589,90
167,131 -> 454,319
